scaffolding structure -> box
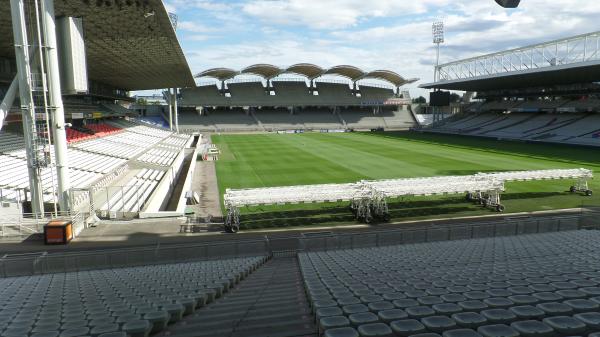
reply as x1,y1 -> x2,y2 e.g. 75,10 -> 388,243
477,168 -> 593,196
223,168 -> 594,232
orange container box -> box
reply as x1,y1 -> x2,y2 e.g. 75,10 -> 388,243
44,220 -> 73,245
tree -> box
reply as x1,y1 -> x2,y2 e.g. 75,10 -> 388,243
449,93 -> 462,103
412,96 -> 427,104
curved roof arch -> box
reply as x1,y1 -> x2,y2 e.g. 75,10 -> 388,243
241,64 -> 283,79
363,70 -> 410,87
285,63 -> 324,79
324,65 -> 366,81
195,68 -> 238,81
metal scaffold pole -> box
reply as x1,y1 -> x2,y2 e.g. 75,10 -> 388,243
10,0 -> 45,215
172,88 -> 179,133
42,0 -> 71,212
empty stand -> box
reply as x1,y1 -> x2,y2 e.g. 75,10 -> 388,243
0,256 -> 266,337
300,230 -> 600,337
315,82 -> 359,106
227,82 -> 269,106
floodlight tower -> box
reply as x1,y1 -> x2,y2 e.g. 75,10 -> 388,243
432,21 -> 445,83
432,21 -> 444,123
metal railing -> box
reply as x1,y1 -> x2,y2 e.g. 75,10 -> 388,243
436,31 -> 600,82
0,211 -> 85,238
0,211 -> 598,277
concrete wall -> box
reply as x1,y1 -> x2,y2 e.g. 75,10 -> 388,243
139,148 -> 185,217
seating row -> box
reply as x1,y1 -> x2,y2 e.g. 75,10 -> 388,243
0,256 -> 268,337
299,230 -> 600,337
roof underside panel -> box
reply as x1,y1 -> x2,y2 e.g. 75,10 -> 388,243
363,70 -> 406,87
421,61 -> 600,91
0,0 -> 195,90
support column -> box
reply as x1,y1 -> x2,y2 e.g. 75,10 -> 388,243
10,0 -> 44,214
167,90 -> 173,131
42,0 -> 71,211
172,88 -> 179,133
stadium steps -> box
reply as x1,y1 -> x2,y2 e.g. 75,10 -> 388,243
335,110 -> 347,127
527,114 -> 590,137
479,112 -> 539,134
158,257 -> 317,337
249,110 -> 266,131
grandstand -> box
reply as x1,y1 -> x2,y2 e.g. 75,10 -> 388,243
421,31 -> 600,148
179,64 -> 418,132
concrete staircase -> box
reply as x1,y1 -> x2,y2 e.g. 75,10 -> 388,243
158,257 -> 317,337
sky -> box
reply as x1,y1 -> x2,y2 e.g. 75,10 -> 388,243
162,0 -> 600,98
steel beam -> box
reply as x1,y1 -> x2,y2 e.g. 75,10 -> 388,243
42,0 -> 71,211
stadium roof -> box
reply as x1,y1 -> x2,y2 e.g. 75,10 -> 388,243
195,64 -> 418,87
286,63 -> 324,79
196,68 -> 239,81
421,31 -> 600,91
241,64 -> 282,79
324,65 -> 365,81
0,0 -> 195,90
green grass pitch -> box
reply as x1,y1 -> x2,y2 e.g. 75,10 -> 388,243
213,131 -> 600,229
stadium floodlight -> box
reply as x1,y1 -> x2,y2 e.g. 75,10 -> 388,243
432,21 -> 445,45
432,21 -> 444,82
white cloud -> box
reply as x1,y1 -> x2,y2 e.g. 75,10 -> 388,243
242,0 -> 451,29
175,0 -> 600,98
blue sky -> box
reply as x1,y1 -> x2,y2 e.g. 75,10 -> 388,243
162,0 -> 600,98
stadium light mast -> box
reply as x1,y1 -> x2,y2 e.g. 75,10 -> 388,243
432,21 -> 445,83
432,21 -> 445,123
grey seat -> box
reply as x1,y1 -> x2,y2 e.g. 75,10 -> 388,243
162,303 -> 184,323
142,311 -> 170,334
406,306 -> 435,319
432,303 -> 462,315
368,301 -> 394,313
408,333 -> 442,337
321,316 -> 351,331
452,312 -> 488,329
420,315 -> 457,333
349,312 -> 379,327
441,294 -> 467,303
574,312 -> 600,330
98,332 -> 127,337
481,309 -> 517,324
323,327 -> 360,337
339,297 -> 362,306
317,307 -> 344,320
442,329 -> 483,337
393,299 -> 420,309
483,298 -> 514,309
122,319 -> 151,337
533,292 -> 563,302
458,301 -> 488,311
389,319 -> 426,336
378,309 -> 408,323
508,305 -> 545,320
508,295 -> 538,306
563,299 -> 600,313
477,324 -> 520,337
510,320 -> 555,337
344,304 -> 369,315
536,302 -> 574,316
542,316 -> 587,335
31,332 -> 60,337
60,327 -> 90,337
357,323 -> 393,337
90,323 -> 120,337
